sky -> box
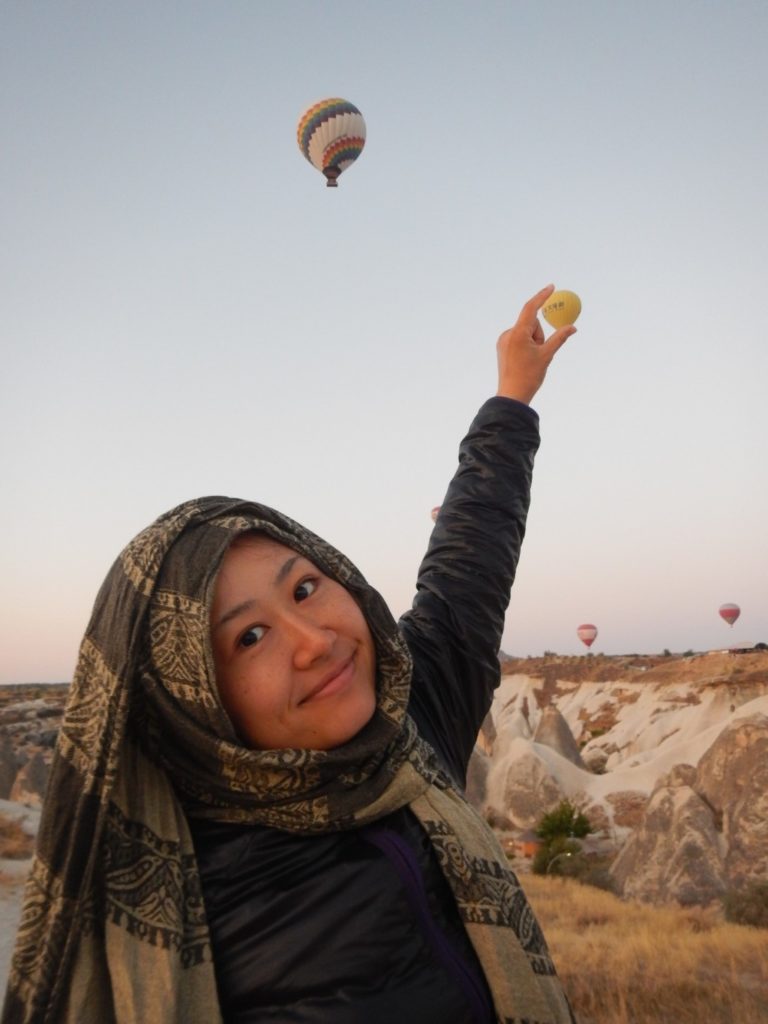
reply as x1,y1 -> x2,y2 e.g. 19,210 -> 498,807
2,1 -> 767,683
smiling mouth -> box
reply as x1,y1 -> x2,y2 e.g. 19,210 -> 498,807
299,655 -> 356,705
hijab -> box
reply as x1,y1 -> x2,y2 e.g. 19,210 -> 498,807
2,496 -> 574,1024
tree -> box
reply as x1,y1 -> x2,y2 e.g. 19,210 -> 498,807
536,800 -> 592,843
532,801 -> 594,876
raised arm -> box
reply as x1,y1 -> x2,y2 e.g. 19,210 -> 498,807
400,285 -> 575,782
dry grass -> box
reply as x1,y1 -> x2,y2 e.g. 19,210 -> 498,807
521,874 -> 768,1024
0,814 -> 35,859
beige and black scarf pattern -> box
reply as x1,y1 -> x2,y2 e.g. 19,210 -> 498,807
2,496 -> 574,1024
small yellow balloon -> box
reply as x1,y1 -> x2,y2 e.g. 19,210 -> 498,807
542,290 -> 581,328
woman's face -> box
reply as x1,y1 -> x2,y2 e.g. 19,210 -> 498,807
210,534 -> 377,750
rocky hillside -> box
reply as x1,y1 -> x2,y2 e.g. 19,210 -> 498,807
2,652 -> 768,909
470,650 -> 768,906
0,684 -> 67,806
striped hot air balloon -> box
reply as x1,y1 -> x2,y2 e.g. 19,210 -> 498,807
718,603 -> 740,627
577,623 -> 598,648
297,98 -> 366,187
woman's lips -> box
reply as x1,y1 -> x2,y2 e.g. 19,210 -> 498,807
299,655 -> 355,704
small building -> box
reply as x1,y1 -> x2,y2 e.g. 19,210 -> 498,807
510,829 -> 542,859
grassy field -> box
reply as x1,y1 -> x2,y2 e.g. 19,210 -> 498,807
521,874 -> 768,1024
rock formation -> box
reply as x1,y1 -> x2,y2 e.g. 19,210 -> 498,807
0,686 -> 66,807
486,738 -> 566,829
532,704 -> 586,768
610,765 -> 726,905
694,712 -> 768,889
478,652 -> 768,906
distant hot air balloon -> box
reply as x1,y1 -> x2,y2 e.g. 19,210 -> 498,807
542,290 -> 582,329
577,623 -> 598,648
430,506 -> 441,522
718,603 -> 740,627
297,98 -> 366,187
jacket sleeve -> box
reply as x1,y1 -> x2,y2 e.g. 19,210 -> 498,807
399,396 -> 540,784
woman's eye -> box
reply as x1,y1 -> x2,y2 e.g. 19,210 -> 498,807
295,578 -> 318,602
240,625 -> 266,648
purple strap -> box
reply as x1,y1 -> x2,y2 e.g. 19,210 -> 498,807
361,826 -> 494,1024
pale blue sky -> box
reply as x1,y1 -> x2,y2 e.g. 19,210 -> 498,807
2,1 -> 767,683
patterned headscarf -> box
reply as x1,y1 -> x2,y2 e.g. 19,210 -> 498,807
2,497 -> 574,1024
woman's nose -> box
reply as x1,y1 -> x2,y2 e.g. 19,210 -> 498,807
287,614 -> 335,668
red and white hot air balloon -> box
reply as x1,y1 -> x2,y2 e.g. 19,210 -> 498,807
577,623 -> 598,648
718,603 -> 740,627
430,506 -> 441,523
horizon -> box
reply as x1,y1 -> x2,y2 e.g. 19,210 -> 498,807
6,643 -> 768,689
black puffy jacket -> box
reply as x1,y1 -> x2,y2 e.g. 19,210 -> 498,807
190,397 -> 540,1024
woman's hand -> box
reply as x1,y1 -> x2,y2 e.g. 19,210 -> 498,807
496,284 -> 576,405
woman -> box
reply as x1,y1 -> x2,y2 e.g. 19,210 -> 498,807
3,285 -> 577,1023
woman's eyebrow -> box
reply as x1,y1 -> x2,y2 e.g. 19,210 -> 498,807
275,554 -> 301,586
214,555 -> 304,632
214,598 -> 257,632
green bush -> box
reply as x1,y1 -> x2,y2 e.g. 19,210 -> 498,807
532,836 -> 582,876
533,801 -> 596,877
536,800 -> 592,842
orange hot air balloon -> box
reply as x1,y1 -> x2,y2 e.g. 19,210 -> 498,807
718,603 -> 740,627
577,623 -> 598,648
430,506 -> 441,522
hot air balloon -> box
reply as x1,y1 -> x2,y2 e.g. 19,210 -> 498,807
718,603 -> 740,627
430,506 -> 441,522
297,98 -> 366,187
577,623 -> 598,648
542,290 -> 581,329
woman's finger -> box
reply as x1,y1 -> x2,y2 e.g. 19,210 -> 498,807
516,284 -> 555,328
545,324 -> 577,353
